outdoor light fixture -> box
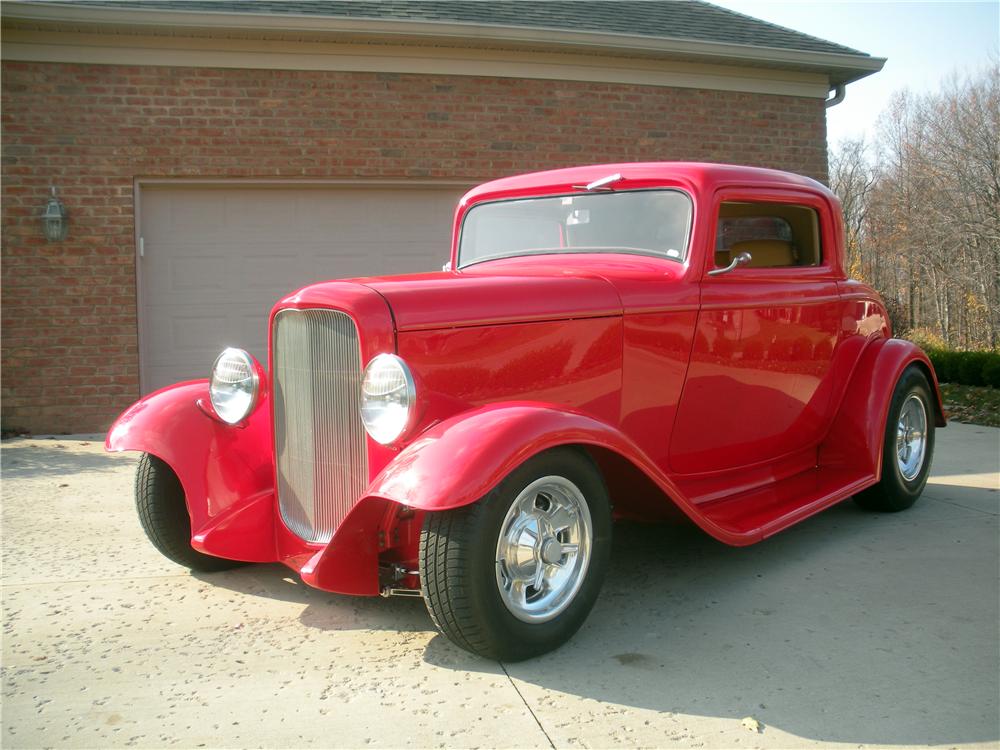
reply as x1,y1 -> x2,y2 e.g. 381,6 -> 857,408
41,187 -> 68,242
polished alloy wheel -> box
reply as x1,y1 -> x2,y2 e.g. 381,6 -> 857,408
495,475 -> 593,623
896,393 -> 928,481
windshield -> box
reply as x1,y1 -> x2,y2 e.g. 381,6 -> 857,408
458,189 -> 692,268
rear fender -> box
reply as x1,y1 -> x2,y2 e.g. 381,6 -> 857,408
105,381 -> 277,561
820,338 -> 945,476
363,402 -> 745,543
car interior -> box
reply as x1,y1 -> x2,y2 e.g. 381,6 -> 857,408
713,202 -> 822,269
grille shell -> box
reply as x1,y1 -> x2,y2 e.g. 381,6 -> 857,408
272,308 -> 368,544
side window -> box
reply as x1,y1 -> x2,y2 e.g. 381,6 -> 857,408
714,202 -> 821,269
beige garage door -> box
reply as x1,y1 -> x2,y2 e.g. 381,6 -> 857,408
138,185 -> 465,393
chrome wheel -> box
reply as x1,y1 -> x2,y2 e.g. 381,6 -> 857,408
495,475 -> 593,623
896,393 -> 928,481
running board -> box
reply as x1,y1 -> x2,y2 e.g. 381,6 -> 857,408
694,466 -> 876,544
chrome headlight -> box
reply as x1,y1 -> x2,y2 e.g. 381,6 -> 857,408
209,348 -> 260,425
360,354 -> 415,445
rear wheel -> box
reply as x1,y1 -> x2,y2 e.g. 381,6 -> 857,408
854,367 -> 936,512
135,453 -> 246,572
419,447 -> 611,661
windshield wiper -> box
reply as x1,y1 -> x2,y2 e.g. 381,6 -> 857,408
572,173 -> 624,192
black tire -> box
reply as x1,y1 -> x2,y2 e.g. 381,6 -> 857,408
419,447 -> 612,661
854,366 -> 936,512
135,453 -> 247,572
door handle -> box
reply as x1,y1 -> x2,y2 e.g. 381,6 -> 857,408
708,251 -> 752,276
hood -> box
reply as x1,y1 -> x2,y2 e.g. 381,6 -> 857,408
358,268 -> 622,332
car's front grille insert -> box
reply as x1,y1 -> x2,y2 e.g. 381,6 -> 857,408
272,309 -> 368,544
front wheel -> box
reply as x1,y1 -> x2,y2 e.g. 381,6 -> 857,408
854,366 -> 936,512
135,453 -> 247,572
419,447 -> 612,661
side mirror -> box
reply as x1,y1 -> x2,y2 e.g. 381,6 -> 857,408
707,251 -> 752,277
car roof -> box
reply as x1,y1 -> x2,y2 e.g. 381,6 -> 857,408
460,162 -> 833,206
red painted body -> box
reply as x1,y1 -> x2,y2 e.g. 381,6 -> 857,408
107,162 -> 945,596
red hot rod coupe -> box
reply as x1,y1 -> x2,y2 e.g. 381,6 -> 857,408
108,163 -> 943,660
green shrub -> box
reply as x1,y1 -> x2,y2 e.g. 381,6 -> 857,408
953,352 -> 975,385
959,351 -> 989,387
983,357 -> 1000,388
926,348 -> 954,383
925,347 -> 1000,387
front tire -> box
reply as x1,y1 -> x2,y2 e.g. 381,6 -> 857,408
854,366 -> 936,512
419,447 -> 612,661
135,453 -> 246,572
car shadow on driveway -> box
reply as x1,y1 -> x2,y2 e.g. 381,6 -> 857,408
188,485 -> 997,747
190,564 -> 433,634
421,497 -> 999,747
1,438 -> 129,479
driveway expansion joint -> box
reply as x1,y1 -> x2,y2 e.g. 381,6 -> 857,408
501,661 -> 556,749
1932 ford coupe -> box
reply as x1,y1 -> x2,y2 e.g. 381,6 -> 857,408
107,162 -> 944,660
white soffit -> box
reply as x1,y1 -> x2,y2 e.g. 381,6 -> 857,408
2,29 -> 832,98
0,2 -> 884,98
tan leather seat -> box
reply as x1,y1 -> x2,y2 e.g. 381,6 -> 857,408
730,239 -> 795,268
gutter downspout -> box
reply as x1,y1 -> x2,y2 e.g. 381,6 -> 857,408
825,84 -> 846,108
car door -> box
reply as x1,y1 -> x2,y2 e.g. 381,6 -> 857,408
669,189 -> 843,475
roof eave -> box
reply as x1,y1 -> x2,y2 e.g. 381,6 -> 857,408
1,1 -> 886,86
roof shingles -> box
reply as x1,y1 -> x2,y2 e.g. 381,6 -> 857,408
49,0 -> 869,57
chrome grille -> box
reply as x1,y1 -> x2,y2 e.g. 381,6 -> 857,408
272,309 -> 368,544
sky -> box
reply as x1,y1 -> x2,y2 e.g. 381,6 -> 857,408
711,1 -> 999,147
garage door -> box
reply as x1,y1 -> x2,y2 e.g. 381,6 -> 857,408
138,185 -> 465,393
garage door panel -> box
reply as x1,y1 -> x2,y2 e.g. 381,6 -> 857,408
168,314 -> 229,353
295,193 -> 400,235
139,185 -> 464,393
144,247 -> 241,298
145,307 -> 268,390
239,254 -> 314,293
144,313 -> 226,374
382,251 -> 444,275
144,191 -> 226,240
167,255 -> 230,293
228,192 -> 298,233
310,254 -> 372,282
239,315 -> 271,359
145,303 -> 264,361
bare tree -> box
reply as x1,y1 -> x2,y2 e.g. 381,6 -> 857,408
830,64 -> 1000,349
829,136 -> 877,279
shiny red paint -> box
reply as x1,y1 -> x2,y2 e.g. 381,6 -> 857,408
362,271 -> 622,331
672,278 -> 843,474
397,314 -> 623,429
107,162 -> 945,596
820,336 -> 946,475
106,381 -> 278,562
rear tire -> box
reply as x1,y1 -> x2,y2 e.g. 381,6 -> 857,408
419,447 -> 612,661
854,366 -> 936,512
135,453 -> 246,572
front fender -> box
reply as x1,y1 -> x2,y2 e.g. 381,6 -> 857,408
365,403 -> 636,511
363,402 -> 748,543
106,381 -> 277,561
820,338 -> 945,476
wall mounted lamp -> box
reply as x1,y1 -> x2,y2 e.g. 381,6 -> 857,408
41,187 -> 69,242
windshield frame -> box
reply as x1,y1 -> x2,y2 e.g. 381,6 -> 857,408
456,187 -> 694,270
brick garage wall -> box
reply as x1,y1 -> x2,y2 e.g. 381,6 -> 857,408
1,61 -> 827,434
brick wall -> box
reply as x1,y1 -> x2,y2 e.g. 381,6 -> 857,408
1,61 -> 828,434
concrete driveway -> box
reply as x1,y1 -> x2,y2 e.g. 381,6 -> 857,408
2,423 -> 998,749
